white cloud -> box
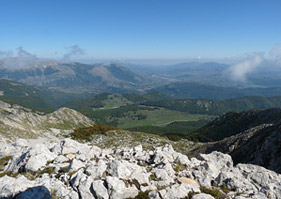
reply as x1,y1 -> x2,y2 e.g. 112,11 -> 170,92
63,45 -> 85,60
270,44 -> 281,63
1,47 -> 38,70
227,54 -> 263,82
0,50 -> 14,59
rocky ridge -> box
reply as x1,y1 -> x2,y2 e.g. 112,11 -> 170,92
0,138 -> 280,199
0,100 -> 94,142
189,123 -> 281,173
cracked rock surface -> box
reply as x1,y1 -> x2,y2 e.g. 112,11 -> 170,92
0,138 -> 280,199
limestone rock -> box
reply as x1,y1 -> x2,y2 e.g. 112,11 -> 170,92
106,160 -> 150,184
78,177 -> 94,199
53,155 -> 69,163
92,180 -> 109,199
148,190 -> 161,199
6,143 -> 56,172
69,159 -> 85,171
66,153 -> 76,160
1,140 -> 281,199
161,183 -> 200,199
192,193 -> 215,199
175,153 -> 190,165
0,175 -> 35,198
85,160 -> 107,179
52,138 -> 90,155
134,144 -> 142,152
178,177 -> 199,186
106,176 -> 138,199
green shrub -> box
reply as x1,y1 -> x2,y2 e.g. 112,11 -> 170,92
58,166 -> 69,173
220,184 -> 231,193
200,186 -> 227,199
129,191 -> 150,199
173,163 -> 186,172
0,156 -> 12,170
0,171 -> 16,178
166,135 -> 182,141
149,173 -> 158,181
70,124 -> 120,141
39,167 -> 56,175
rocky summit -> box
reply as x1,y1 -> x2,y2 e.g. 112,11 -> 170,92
0,138 -> 280,199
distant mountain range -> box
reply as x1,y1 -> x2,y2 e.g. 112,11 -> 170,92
124,61 -> 281,87
1,59 -> 281,98
0,60 -> 145,94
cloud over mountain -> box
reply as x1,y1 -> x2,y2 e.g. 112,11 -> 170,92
227,54 -> 263,82
0,45 -> 86,70
270,44 -> 281,64
63,45 -> 85,60
1,47 -> 39,70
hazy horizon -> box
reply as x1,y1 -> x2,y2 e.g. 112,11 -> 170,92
0,0 -> 281,83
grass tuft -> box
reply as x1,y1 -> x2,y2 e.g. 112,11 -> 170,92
70,124 -> 120,141
0,156 -> 12,170
200,186 -> 227,199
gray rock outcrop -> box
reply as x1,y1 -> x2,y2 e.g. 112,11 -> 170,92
0,138 -> 280,199
189,123 -> 281,173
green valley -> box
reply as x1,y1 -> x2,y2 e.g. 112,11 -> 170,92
65,93 -> 281,139
3,79 -> 281,141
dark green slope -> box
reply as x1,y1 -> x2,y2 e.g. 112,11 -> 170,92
127,119 -> 210,137
141,96 -> 281,115
0,79 -> 76,112
191,108 -> 281,141
65,92 -> 281,120
151,82 -> 281,100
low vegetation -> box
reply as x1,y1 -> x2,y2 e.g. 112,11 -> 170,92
127,120 -> 210,136
0,171 -> 18,178
69,126 -> 199,155
39,167 -> 56,175
130,191 -> 150,199
200,186 -> 227,199
70,124 -> 120,141
0,166 -> 58,180
0,156 -> 12,171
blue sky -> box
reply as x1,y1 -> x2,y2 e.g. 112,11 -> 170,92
0,0 -> 281,61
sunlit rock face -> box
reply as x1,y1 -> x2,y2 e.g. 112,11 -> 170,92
0,139 -> 280,199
